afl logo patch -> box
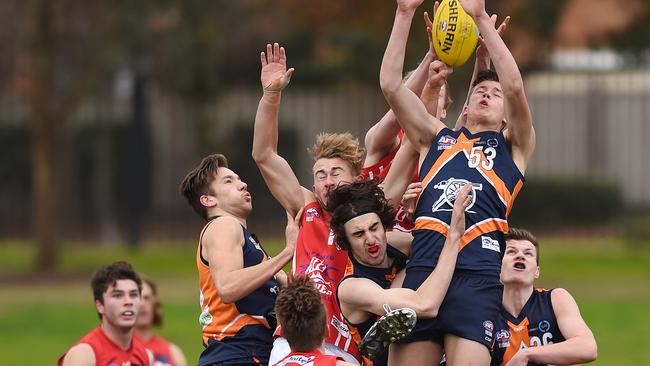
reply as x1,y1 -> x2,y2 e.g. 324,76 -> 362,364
437,135 -> 457,150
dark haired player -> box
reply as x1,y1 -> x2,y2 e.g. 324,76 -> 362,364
179,153 -> 297,366
327,180 -> 472,365
58,261 -> 152,366
379,0 -> 535,364
492,228 -> 597,366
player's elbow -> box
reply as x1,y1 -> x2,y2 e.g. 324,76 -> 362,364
582,339 -> 598,362
415,302 -> 439,318
380,73 -> 401,97
216,283 -> 240,304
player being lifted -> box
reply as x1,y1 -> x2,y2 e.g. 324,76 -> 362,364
492,228 -> 597,366
380,0 -> 535,365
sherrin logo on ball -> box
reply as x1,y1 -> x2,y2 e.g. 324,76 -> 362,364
433,0 -> 480,67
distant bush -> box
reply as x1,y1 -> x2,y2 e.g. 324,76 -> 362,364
621,210 -> 650,246
508,177 -> 622,229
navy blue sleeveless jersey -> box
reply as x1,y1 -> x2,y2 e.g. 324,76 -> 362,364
338,245 -> 408,366
491,288 -> 576,366
197,220 -> 279,365
411,127 -> 524,273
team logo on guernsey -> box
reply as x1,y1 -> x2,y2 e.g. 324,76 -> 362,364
276,355 -> 316,366
305,257 -> 333,297
538,320 -> 551,333
432,178 -> 482,213
437,135 -> 457,150
305,207 -> 320,222
496,329 -> 510,348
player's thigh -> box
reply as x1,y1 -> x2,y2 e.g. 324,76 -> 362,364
444,334 -> 491,366
388,340 -> 443,366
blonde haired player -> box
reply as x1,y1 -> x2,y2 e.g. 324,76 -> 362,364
379,0 -> 535,365
252,42 -> 365,364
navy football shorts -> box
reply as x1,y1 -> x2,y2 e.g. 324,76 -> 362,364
397,268 -> 503,350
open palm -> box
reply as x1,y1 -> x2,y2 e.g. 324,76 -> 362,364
260,43 -> 294,92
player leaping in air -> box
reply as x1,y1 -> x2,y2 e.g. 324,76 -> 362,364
380,0 -> 535,365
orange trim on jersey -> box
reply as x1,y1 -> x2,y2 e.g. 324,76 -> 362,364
413,218 -> 449,235
506,180 -> 524,217
420,134 -> 480,191
460,219 -> 508,249
502,317 -> 531,366
414,217 -> 507,251
196,238 -> 270,344
476,158 -> 512,206
348,322 -> 373,366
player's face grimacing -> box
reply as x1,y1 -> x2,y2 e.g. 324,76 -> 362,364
343,213 -> 389,268
500,239 -> 539,286
97,279 -> 141,330
208,167 -> 252,216
464,80 -> 506,131
135,282 -> 155,328
312,158 -> 356,207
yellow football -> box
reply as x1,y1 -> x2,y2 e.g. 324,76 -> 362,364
432,0 -> 480,67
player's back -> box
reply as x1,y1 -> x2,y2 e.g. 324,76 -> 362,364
272,350 -> 341,366
411,127 -> 524,273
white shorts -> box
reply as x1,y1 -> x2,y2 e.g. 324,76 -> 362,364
268,337 -> 360,365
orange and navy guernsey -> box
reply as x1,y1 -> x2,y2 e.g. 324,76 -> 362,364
197,217 -> 279,365
337,245 -> 408,366
361,130 -> 419,232
491,289 -> 579,366
137,335 -> 173,366
57,326 -> 150,366
411,127 -> 524,273
275,201 -> 361,361
272,349 -> 343,366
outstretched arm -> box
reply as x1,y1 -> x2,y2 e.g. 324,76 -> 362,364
454,15 -> 510,130
339,183 -> 471,318
380,0 -> 447,155
364,14 -> 437,167
460,0 -> 534,173
252,43 -> 313,216
506,289 -> 597,366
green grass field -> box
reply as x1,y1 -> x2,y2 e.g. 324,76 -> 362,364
0,237 -> 649,365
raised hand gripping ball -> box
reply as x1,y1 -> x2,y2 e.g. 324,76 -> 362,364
432,0 -> 480,67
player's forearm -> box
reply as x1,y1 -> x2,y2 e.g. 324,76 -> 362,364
216,248 -> 292,304
415,233 -> 460,317
380,8 -> 417,95
522,336 -> 598,365
474,13 -> 522,94
252,92 -> 282,163
364,111 -> 402,162
382,140 -> 418,208
420,81 -> 441,117
405,51 -> 435,96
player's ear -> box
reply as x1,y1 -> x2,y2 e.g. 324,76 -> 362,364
534,265 -> 540,279
200,194 -> 218,209
462,104 -> 469,116
95,299 -> 105,316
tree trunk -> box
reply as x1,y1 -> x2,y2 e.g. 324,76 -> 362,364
32,113 -> 60,273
